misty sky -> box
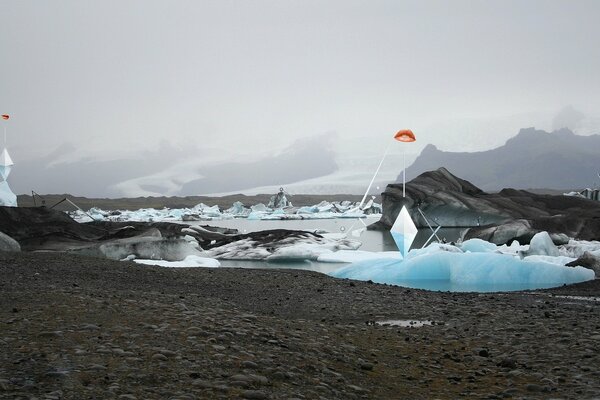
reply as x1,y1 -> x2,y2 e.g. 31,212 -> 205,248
1,0 -> 600,176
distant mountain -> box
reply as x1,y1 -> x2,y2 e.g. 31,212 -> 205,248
401,128 -> 600,191
9,134 -> 338,198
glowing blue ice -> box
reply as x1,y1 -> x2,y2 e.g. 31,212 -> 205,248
330,251 -> 595,292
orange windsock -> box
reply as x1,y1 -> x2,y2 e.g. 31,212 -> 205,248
1,115 -> 8,120
394,129 -> 415,142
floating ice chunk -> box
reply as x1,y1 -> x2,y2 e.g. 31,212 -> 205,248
314,200 -> 334,213
225,201 -> 251,217
87,207 -> 107,221
459,238 -> 498,253
330,251 -> 594,292
251,203 -> 270,212
247,211 -> 269,220
560,239 -> 600,258
207,233 -> 361,261
266,245 -> 326,261
340,209 -> 366,218
405,243 -> 464,259
297,205 -> 319,214
207,237 -> 272,259
266,240 -> 364,262
190,203 -> 221,218
524,231 -> 559,257
68,198 -> 383,223
134,255 -> 220,268
496,240 -> 526,255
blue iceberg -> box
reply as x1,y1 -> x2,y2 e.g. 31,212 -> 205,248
330,250 -> 595,292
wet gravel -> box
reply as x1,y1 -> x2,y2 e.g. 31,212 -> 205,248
1,251 -> 600,399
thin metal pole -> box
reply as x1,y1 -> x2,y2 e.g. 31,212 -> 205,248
403,148 -> 406,198
359,142 -> 390,209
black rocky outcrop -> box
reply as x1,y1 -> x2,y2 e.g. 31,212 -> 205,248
374,167 -> 600,244
0,206 -> 329,261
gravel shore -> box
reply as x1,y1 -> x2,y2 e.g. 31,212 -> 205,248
1,251 -> 600,399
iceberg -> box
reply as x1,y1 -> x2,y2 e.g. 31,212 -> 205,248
330,251 -> 595,292
67,198 -> 382,224
267,188 -> 292,208
225,201 -> 251,217
330,235 -> 596,292
207,232 -> 361,261
134,255 -> 220,268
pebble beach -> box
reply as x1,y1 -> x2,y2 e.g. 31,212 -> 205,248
1,251 -> 600,399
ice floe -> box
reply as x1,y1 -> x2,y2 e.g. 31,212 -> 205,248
134,255 -> 220,268
69,199 -> 382,223
206,233 -> 361,261
330,233 -> 597,291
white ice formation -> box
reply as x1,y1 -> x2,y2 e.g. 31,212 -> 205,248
134,255 -> 220,268
68,200 -> 382,223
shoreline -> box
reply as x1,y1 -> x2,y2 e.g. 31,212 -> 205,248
2,251 -> 599,399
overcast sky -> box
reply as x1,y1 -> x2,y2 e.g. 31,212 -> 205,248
1,0 -> 600,161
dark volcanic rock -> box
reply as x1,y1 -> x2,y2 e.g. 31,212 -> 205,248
374,167 -> 600,244
0,206 -> 236,253
0,206 -> 109,250
0,206 -> 332,260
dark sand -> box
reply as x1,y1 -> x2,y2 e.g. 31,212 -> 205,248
1,251 -> 599,399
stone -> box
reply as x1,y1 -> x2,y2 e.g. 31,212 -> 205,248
240,390 -> 268,400
0,230 -> 20,252
374,167 -> 600,245
151,353 -> 168,361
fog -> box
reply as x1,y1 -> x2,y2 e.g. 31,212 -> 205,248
1,0 -> 599,196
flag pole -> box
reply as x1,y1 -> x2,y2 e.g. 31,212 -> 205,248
403,148 -> 406,198
359,142 -> 391,209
